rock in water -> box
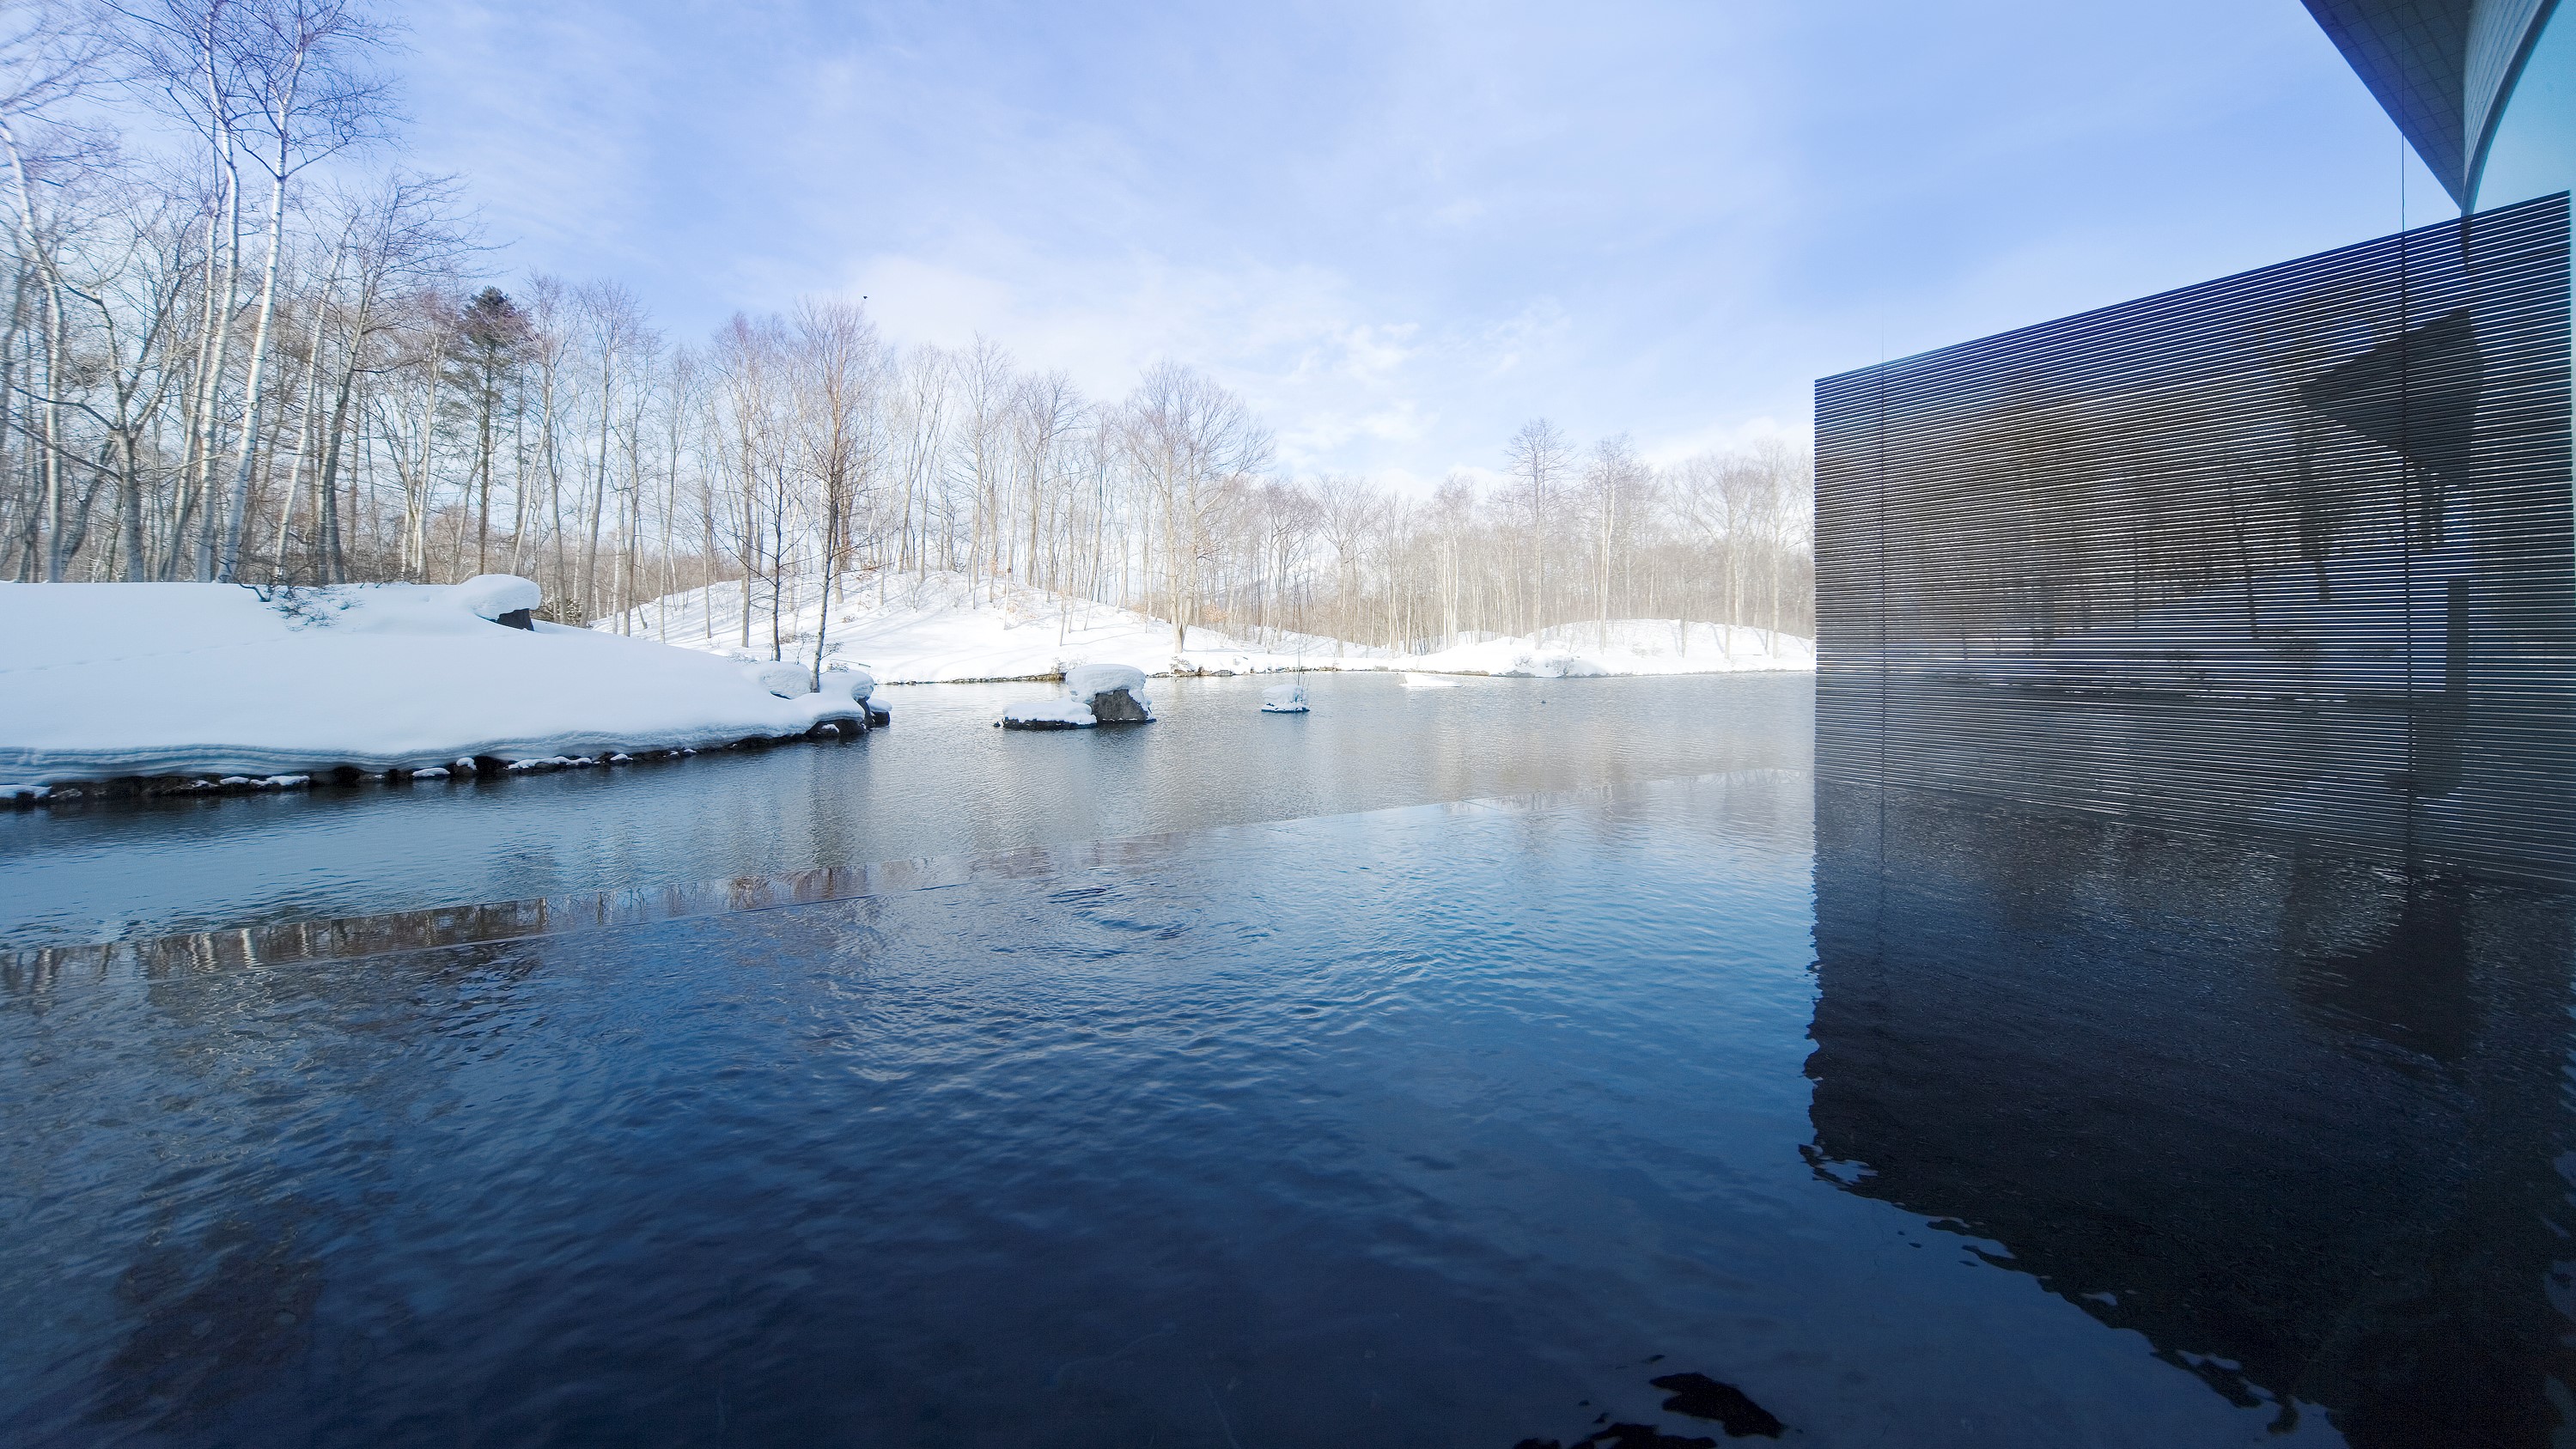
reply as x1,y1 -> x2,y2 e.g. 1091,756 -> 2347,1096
1261,681 -> 1309,713
1001,662 -> 1154,730
1067,662 -> 1154,725
1089,686 -> 1150,722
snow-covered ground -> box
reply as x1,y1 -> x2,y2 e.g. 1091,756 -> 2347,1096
611,569 -> 1375,682
0,578 -> 872,793
606,569 -> 1814,682
1403,618 -> 1814,679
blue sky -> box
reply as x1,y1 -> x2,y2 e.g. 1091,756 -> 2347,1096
395,0 -> 2445,487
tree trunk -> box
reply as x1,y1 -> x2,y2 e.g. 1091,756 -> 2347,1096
314,335 -> 366,585
216,155 -> 291,581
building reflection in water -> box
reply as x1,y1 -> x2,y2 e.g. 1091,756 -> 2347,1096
1806,775 -> 2576,1446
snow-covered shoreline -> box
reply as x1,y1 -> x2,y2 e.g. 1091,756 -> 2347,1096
606,569 -> 1815,684
0,578 -> 874,797
2,570 -> 1812,803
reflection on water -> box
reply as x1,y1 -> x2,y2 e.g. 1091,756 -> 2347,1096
6,773 -> 2349,1449
0,671 -> 1811,947
1808,779 -> 2576,1446
6,758 -> 2573,1442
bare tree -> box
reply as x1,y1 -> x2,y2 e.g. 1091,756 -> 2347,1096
1580,435 -> 1651,643
1122,360 -> 1272,654
0,1 -> 1816,657
1503,417 -> 1571,633
0,0 -> 105,581
788,295 -> 879,685
198,0 -> 392,580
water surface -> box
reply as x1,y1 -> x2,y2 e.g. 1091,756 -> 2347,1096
6,670 -> 2570,1446
0,673 -> 1809,947
8,767 -> 2567,1446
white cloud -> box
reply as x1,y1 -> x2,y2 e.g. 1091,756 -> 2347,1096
1478,301 -> 1572,377
389,0 -> 2439,502
838,240 -> 1387,395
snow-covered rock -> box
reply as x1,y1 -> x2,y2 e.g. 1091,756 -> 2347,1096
1069,663 -> 1152,724
1064,663 -> 1145,706
1261,682 -> 1309,713
0,580 -> 876,788
1002,661 -> 1156,730
457,573 -> 544,623
1090,690 -> 1149,723
1063,661 -> 1145,695
823,665 -> 877,701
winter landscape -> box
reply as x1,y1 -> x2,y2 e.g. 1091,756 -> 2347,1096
0,564 -> 1811,795
4,0 -> 2555,1446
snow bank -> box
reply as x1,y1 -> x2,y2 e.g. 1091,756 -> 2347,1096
1261,682 -> 1309,713
0,579 -> 874,789
605,569 -> 1814,684
745,661 -> 813,698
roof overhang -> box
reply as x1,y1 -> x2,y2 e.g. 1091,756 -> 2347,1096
2301,0 -> 2562,208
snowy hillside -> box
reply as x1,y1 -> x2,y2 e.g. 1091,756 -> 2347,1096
606,570 -> 1813,681
608,570 -> 1379,681
0,578 -> 872,792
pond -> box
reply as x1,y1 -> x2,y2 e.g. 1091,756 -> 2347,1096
2,675 -> 2568,1447
0,672 -> 1812,949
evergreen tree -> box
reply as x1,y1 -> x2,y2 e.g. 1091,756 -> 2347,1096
456,286 -> 527,575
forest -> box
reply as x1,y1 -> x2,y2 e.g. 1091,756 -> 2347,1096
0,0 -> 1813,657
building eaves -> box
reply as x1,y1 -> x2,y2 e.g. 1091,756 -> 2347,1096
2300,0 -> 2560,207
